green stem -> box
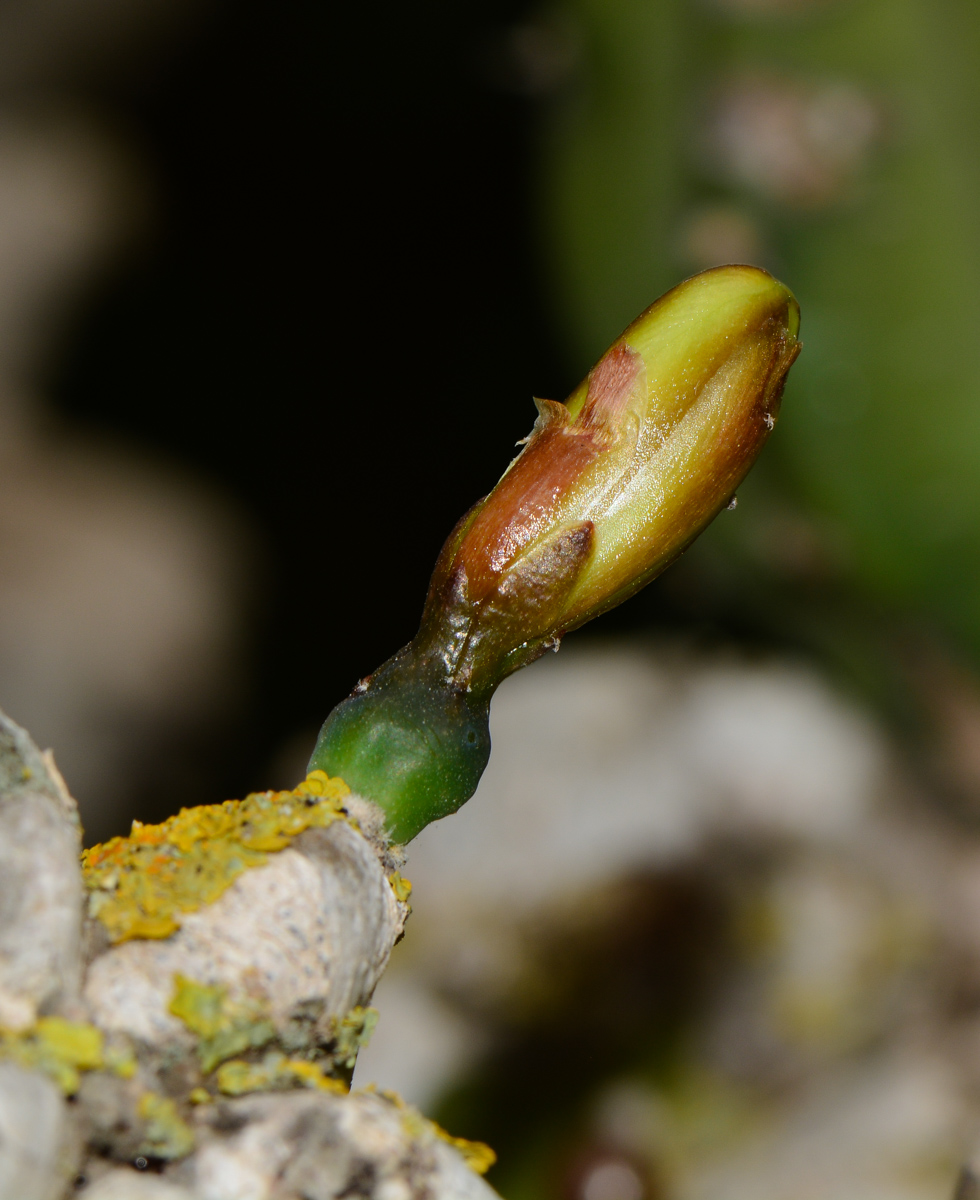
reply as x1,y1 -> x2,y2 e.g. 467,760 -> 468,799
308,642 -> 492,843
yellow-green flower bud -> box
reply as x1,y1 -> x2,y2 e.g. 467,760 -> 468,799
417,264 -> 800,686
310,265 -> 800,841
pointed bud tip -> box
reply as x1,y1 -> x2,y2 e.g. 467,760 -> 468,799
550,265 -> 801,630
623,263 -> 799,362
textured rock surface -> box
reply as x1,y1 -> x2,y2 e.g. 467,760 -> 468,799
78,1172 -> 197,1199
0,1063 -> 74,1200
177,1089 -> 497,1200
0,710 -> 82,1026
0,705 -> 498,1198
77,1091 -> 499,1200
84,822 -> 407,1047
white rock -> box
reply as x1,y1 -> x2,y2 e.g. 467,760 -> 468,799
84,822 -> 407,1045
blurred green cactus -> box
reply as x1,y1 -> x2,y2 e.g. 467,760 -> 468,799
542,0 -> 980,666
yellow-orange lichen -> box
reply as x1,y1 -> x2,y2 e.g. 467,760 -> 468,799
0,1017 -> 105,1095
378,1086 -> 497,1176
81,771 -> 351,943
389,872 -> 413,904
215,1053 -> 349,1097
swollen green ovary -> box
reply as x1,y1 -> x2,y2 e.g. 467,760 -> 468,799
309,652 -> 492,843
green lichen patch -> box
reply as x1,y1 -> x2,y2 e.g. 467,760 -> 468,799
170,974 -> 227,1038
81,770 -> 351,943
0,1016 -> 104,1095
332,1005 -> 379,1071
169,975 -> 276,1074
137,1091 -> 195,1160
215,1052 -> 349,1097
170,975 -> 378,1088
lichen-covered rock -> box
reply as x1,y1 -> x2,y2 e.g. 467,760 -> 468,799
83,819 -> 408,1048
73,779 -> 434,1193
0,709 -> 496,1198
79,774 -> 357,944
173,1089 -> 498,1200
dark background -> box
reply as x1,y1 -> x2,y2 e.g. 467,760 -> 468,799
52,0 -> 572,805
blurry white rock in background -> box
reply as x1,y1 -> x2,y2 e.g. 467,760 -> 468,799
355,641 -> 980,1197
404,642 -> 884,906
0,0 -> 250,842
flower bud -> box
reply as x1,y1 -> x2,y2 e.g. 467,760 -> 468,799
310,266 -> 800,841
416,264 -> 800,688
